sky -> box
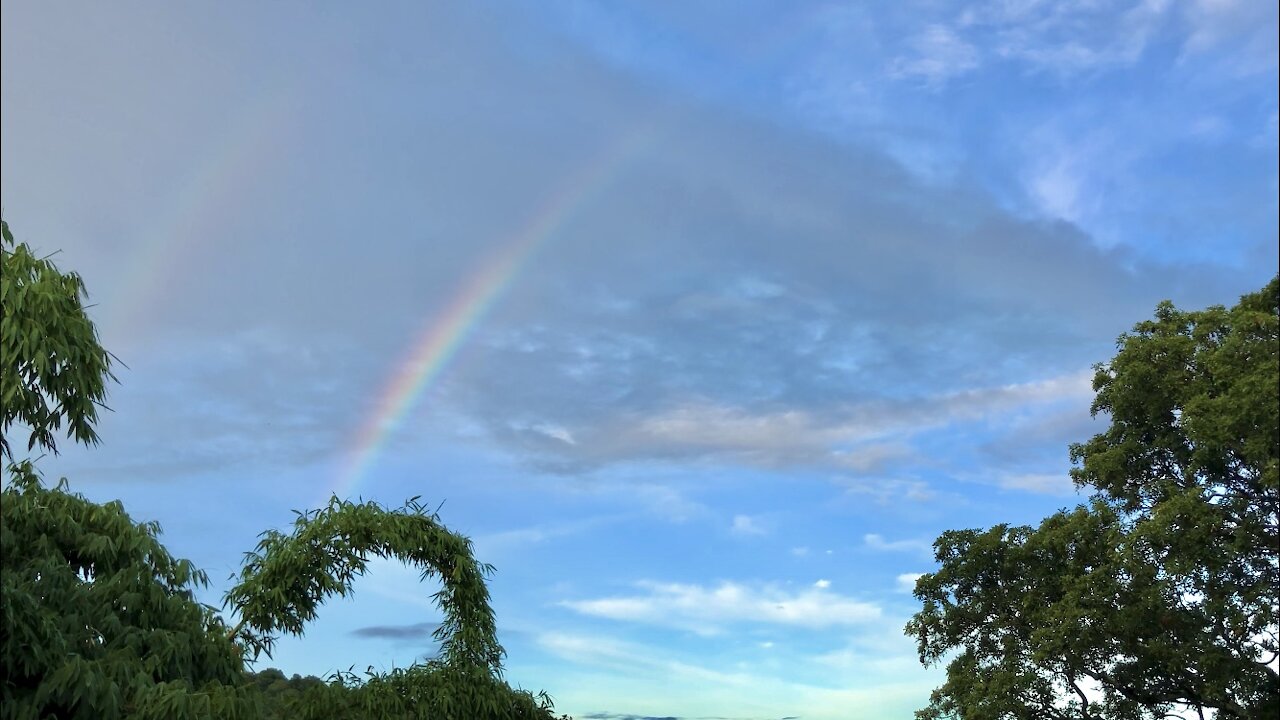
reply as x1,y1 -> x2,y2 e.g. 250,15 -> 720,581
1,1 -> 1276,718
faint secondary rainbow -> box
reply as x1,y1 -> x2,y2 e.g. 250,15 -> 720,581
330,122 -> 658,499
102,93 -> 295,350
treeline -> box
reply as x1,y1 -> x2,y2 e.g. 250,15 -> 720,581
243,669 -> 326,718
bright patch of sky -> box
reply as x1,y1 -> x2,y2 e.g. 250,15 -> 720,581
2,2 -> 1275,718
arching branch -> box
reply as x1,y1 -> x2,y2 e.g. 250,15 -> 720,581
223,495 -> 504,672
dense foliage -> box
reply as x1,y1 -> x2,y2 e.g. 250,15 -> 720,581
1,461 -> 261,719
1,220 -> 116,461
906,278 -> 1280,719
0,222 -> 563,719
243,668 -> 326,718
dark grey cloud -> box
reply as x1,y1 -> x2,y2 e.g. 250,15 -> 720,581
350,621 -> 440,641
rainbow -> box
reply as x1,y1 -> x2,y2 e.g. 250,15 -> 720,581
329,123 -> 658,500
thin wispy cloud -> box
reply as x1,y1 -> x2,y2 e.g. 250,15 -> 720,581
956,0 -> 1172,72
562,581 -> 882,633
890,25 -> 980,86
838,476 -> 938,505
996,473 -> 1080,496
864,534 -> 935,559
536,630 -> 937,718
477,369 -> 1097,474
536,632 -> 756,686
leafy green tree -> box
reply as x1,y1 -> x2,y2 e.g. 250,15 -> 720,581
0,221 -> 565,719
1,220 -> 116,460
906,278 -> 1279,720
2,220 -> 258,718
1,462 -> 264,719
242,668 -> 325,718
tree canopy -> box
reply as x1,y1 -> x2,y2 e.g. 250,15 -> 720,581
1,461 -> 262,719
0,221 -> 564,719
1,219 -> 116,461
906,277 -> 1280,719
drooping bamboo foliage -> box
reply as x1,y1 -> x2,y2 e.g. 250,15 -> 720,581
225,495 -> 504,672
1,461 -> 263,719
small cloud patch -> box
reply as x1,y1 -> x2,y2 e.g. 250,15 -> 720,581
896,573 -> 926,594
349,621 -> 439,640
864,533 -> 933,558
730,514 -> 768,536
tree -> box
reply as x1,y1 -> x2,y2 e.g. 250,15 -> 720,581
0,221 -> 565,719
1,462 -> 264,719
906,278 -> 1279,719
1,219 -> 116,460
242,668 -> 325,718
2,220 -> 257,718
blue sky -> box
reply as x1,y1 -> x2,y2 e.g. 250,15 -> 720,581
2,1 -> 1276,718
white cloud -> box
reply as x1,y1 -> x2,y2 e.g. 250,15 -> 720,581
636,404 -> 834,456
890,24 -> 981,85
839,476 -> 937,505
562,580 -> 882,632
959,0 -> 1173,73
814,579 -> 832,589
998,472 -> 1080,495
791,546 -> 811,557
531,422 -> 576,445
831,442 -> 917,473
730,514 -> 768,536
864,533 -> 934,558
896,573 -> 926,594
1029,152 -> 1087,223
1183,0 -> 1279,72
